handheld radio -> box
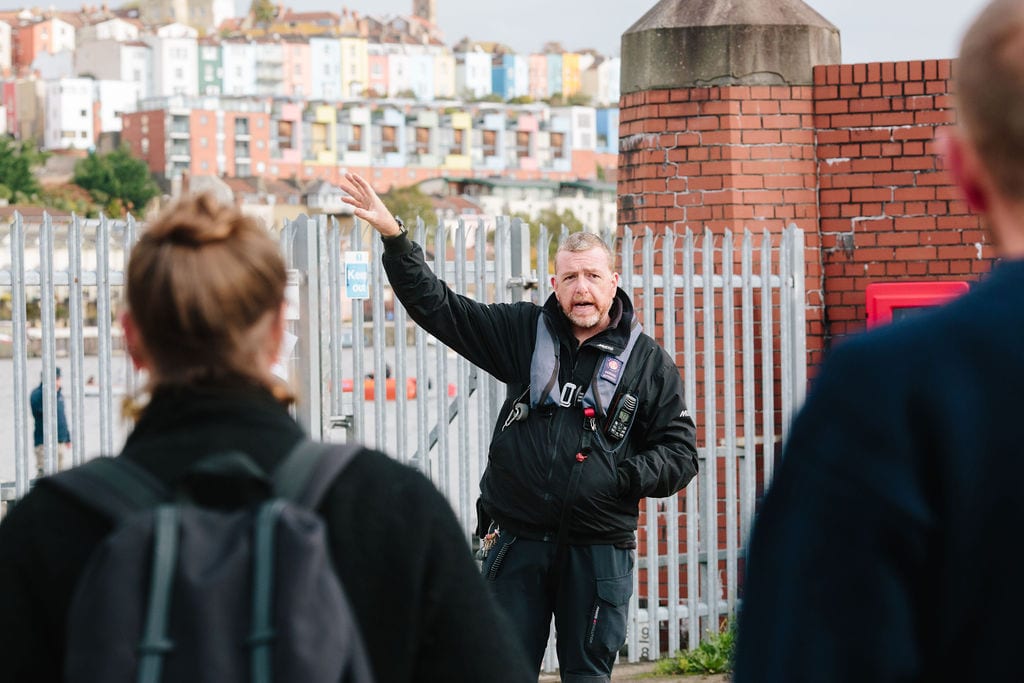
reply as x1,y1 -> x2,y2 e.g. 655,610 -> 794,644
605,393 -> 638,441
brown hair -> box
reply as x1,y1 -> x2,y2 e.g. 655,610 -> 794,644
555,231 -> 616,271
956,0 -> 1024,198
125,193 -> 291,403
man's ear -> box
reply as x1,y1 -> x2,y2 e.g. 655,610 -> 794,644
120,310 -> 149,371
941,126 -> 989,214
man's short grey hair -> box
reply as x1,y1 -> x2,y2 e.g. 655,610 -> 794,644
555,231 -> 615,271
956,0 -> 1024,199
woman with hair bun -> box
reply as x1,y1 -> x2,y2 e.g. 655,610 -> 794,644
0,194 -> 533,682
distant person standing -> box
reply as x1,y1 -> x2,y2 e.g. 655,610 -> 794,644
30,367 -> 70,476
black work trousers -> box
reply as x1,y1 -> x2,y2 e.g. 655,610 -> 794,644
482,533 -> 634,683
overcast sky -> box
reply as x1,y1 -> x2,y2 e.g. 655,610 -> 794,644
246,0 -> 992,63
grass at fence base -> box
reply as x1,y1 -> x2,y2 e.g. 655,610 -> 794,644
653,620 -> 734,676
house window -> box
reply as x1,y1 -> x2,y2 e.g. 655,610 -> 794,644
551,131 -> 565,159
415,126 -> 430,155
482,129 -> 497,157
516,131 -> 530,158
277,120 -> 293,149
449,127 -> 464,155
311,122 -> 331,154
348,124 -> 363,152
381,125 -> 398,154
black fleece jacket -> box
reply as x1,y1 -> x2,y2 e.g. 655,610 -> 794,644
381,233 -> 698,545
0,382 -> 534,683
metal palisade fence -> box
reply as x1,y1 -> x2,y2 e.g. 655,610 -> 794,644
1,210 -> 806,663
279,214 -> 807,663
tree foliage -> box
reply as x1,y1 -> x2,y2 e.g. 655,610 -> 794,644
73,146 -> 160,216
249,0 -> 276,25
381,184 -> 436,230
511,207 -> 585,265
0,137 -> 46,202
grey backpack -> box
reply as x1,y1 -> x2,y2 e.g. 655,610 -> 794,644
47,440 -> 375,683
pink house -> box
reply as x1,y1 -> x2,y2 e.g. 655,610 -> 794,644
282,37 -> 311,99
528,54 -> 548,102
514,112 -> 540,171
367,51 -> 387,98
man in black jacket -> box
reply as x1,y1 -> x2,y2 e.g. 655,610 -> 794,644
341,173 -> 698,682
735,1 -> 1024,680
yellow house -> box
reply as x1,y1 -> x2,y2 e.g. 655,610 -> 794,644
442,111 -> 472,170
309,104 -> 337,166
340,34 -> 368,99
561,52 -> 581,98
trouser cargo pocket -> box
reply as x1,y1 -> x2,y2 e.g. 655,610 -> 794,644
585,570 -> 632,660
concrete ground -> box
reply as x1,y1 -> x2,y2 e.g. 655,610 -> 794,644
539,661 -> 730,681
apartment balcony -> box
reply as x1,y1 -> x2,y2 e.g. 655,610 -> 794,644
168,126 -> 189,138
256,66 -> 283,82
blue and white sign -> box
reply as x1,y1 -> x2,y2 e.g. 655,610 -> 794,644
345,251 -> 370,299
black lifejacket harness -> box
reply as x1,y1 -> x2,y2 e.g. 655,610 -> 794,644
513,313 -> 648,556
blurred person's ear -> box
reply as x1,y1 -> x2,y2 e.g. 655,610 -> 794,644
941,126 -> 989,214
120,310 -> 149,372
263,304 -> 287,371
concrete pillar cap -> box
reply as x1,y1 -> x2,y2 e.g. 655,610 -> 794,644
621,0 -> 841,92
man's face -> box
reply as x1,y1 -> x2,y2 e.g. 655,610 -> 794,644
552,247 -> 619,336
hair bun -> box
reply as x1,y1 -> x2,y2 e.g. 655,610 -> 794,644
145,193 -> 239,246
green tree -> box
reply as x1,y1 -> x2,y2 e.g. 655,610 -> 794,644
511,207 -> 585,265
382,184 -> 436,230
0,137 -> 47,202
249,0 -> 276,25
73,146 -> 160,216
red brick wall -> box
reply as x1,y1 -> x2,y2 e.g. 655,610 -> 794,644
618,85 -> 826,447
618,85 -> 819,234
814,59 -> 992,345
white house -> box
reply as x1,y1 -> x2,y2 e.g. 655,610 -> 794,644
144,23 -> 198,98
552,105 -> 597,152
433,50 -> 455,99
43,78 -> 94,151
94,79 -> 141,133
455,48 -> 491,99
309,36 -> 342,102
220,39 -> 256,97
386,47 -> 413,98
254,40 -> 285,98
75,17 -> 139,45
76,40 -> 152,100
582,57 -> 620,107
32,50 -> 74,80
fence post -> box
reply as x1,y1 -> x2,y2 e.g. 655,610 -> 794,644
11,213 -> 29,498
290,214 -> 323,440
781,225 -> 807,443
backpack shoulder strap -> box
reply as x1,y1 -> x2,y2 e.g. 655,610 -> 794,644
272,440 -> 362,509
45,456 -> 169,521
